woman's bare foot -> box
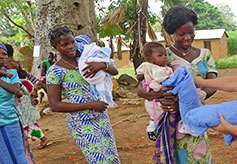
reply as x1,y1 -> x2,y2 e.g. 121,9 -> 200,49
38,137 -> 50,149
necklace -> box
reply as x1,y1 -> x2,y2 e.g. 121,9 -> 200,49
171,45 -> 192,56
60,59 -> 79,70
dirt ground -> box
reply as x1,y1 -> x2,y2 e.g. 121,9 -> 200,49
30,68 -> 237,164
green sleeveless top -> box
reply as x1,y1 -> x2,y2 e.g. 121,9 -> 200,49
43,60 -> 51,72
38,60 -> 51,72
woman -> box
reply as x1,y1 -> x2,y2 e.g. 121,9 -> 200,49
0,43 -> 28,164
138,6 -> 218,163
46,26 -> 120,163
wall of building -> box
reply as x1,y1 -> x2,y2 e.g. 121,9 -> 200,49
113,50 -> 131,68
219,34 -> 228,59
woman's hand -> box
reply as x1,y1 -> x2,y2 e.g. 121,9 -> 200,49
137,82 -> 164,100
160,98 -> 179,114
82,62 -> 106,78
193,76 -> 205,88
89,101 -> 108,113
160,87 -> 179,114
212,114 -> 236,134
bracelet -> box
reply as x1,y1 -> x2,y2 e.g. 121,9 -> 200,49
104,62 -> 109,71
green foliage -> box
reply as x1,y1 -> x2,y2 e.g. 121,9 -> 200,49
0,0 -> 35,47
188,0 -> 234,31
96,0 -> 158,40
216,3 -> 237,31
227,31 -> 237,57
160,0 -> 194,8
98,24 -> 124,39
152,21 -> 162,32
215,55 -> 237,69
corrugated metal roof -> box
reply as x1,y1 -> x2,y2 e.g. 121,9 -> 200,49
147,29 -> 229,42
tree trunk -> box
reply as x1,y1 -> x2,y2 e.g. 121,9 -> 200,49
32,0 -> 97,77
130,0 -> 148,71
161,8 -> 173,47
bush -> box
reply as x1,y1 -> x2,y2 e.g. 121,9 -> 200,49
227,31 -> 237,56
215,55 -> 237,69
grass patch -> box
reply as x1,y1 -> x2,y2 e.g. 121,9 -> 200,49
215,55 -> 237,69
116,64 -> 136,79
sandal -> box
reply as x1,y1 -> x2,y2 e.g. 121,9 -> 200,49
147,131 -> 157,141
38,139 -> 52,149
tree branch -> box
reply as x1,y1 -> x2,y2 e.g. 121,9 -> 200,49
14,0 -> 34,35
1,9 -> 34,38
26,1 -> 35,29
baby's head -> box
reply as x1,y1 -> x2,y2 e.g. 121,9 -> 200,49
143,42 -> 168,67
74,34 -> 91,57
18,69 -> 28,79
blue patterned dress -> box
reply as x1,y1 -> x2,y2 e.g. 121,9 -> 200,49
46,65 -> 120,164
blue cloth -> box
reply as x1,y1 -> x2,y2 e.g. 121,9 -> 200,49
0,69 -> 21,126
163,66 -> 237,146
75,34 -> 91,53
0,121 -> 28,164
75,34 -> 91,45
78,43 -> 116,108
0,43 -> 7,53
162,66 -> 201,123
185,101 -> 237,146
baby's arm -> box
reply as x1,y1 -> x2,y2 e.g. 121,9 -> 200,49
0,70 -> 13,78
136,74 -> 144,81
194,76 -> 237,92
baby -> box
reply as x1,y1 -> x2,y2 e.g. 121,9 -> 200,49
75,34 -> 118,108
136,42 -> 173,141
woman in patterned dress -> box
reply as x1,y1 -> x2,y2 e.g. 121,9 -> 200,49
138,6 -> 218,164
46,26 -> 120,164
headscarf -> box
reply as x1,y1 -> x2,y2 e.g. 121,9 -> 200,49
74,34 -> 91,53
0,43 -> 8,53
75,34 -> 91,45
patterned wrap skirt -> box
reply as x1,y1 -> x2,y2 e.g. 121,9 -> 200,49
66,110 -> 120,164
0,122 -> 28,164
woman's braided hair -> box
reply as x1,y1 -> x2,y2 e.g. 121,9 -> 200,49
48,26 -> 74,46
163,5 -> 198,35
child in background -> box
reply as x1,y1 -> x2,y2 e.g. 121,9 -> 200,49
16,69 -> 51,149
136,42 -> 173,141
